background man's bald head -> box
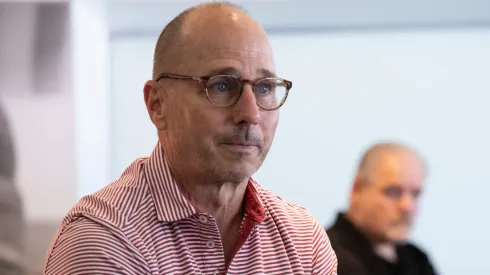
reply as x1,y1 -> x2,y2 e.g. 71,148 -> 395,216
356,141 -> 427,182
152,1 -> 248,79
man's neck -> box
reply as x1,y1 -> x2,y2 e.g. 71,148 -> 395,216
177,177 -> 248,227
374,243 -> 398,263
177,177 -> 249,264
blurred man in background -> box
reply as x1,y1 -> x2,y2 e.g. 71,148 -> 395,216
0,100 -> 25,275
327,142 -> 437,275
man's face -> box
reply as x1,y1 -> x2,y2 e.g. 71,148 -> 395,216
147,10 -> 279,184
355,153 -> 425,243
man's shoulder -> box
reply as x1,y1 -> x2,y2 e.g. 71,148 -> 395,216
325,223 -> 348,253
399,242 -> 438,274
65,158 -> 151,228
325,220 -> 345,243
399,241 -> 432,262
44,159 -> 156,274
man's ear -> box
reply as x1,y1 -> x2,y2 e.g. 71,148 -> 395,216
352,175 -> 367,193
143,80 -> 167,130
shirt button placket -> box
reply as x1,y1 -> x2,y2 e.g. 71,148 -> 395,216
199,214 -> 221,273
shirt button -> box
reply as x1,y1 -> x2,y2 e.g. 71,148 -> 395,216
212,271 -> 219,275
199,215 -> 208,223
206,240 -> 215,249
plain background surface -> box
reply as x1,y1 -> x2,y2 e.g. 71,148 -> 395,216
110,28 -> 490,275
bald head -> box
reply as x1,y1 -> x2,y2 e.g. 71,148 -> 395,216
357,142 -> 426,182
152,2 -> 256,79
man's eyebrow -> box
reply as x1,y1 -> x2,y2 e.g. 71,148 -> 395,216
257,68 -> 277,78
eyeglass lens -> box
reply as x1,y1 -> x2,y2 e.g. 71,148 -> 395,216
205,75 -> 287,109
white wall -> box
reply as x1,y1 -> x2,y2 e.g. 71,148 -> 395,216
107,0 -> 490,35
109,39 -> 157,180
109,28 -> 490,274
70,0 -> 112,199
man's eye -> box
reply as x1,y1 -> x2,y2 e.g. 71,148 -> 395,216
257,85 -> 270,94
214,83 -> 230,92
383,187 -> 402,199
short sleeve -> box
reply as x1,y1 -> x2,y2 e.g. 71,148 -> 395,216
43,216 -> 148,275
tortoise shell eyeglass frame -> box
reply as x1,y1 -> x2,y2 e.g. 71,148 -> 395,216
155,73 -> 292,111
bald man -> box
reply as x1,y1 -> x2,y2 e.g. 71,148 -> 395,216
43,2 -> 337,275
326,142 -> 437,275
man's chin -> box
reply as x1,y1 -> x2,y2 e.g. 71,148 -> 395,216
212,149 -> 265,182
215,163 -> 258,183
386,229 -> 411,244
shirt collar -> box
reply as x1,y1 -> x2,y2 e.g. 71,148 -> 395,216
144,142 -> 266,223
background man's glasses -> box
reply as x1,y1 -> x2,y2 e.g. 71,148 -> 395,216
156,74 -> 292,111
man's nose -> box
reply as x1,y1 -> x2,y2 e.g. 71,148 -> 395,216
231,84 -> 260,125
399,193 -> 416,213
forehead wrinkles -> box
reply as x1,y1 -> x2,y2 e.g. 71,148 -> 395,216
198,48 -> 273,65
178,38 -> 274,77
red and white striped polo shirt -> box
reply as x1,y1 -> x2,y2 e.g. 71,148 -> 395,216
44,143 -> 338,275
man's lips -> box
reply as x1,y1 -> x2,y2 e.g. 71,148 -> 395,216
221,142 -> 259,153
223,142 -> 259,147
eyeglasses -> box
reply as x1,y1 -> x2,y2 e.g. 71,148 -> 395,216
156,74 -> 292,111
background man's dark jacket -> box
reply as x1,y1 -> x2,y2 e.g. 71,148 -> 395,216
327,213 -> 437,275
